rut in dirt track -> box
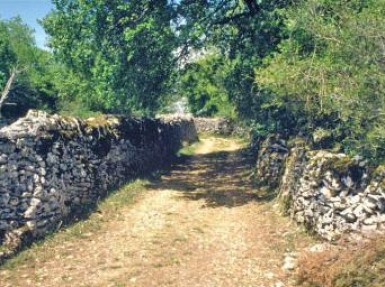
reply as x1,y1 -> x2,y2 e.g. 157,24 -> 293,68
0,137 -> 313,287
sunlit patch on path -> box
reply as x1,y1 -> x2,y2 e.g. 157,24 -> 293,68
0,137 -> 314,287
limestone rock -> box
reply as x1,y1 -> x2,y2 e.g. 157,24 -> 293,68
0,110 -> 197,252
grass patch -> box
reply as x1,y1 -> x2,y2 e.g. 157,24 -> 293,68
178,141 -> 201,156
0,179 -> 147,271
296,235 -> 385,287
0,245 -> 9,253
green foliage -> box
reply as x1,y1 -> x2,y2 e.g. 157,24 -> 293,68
179,51 -> 235,117
0,17 -> 58,118
175,1 -> 295,120
256,0 -> 385,161
43,0 -> 177,116
2,0 -> 384,164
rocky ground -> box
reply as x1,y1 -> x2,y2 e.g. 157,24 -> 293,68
0,136 -> 317,287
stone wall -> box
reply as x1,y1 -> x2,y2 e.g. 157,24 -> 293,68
254,134 -> 289,188
255,134 -> 385,240
193,117 -> 234,135
0,110 -> 197,253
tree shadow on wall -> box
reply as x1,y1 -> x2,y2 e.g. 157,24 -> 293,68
145,148 -> 276,208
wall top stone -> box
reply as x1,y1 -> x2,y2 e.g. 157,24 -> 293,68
0,110 -> 197,261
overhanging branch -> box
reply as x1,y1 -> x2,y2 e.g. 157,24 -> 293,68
0,67 -> 23,115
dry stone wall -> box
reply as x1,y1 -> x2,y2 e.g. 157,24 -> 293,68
193,117 -> 234,135
255,134 -> 385,240
254,134 -> 289,188
0,110 -> 197,253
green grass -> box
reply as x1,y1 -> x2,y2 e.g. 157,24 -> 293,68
0,245 -> 9,253
331,247 -> 385,287
178,141 -> 201,156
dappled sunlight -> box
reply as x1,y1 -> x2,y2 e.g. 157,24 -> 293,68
146,138 -> 274,208
0,137 -> 315,287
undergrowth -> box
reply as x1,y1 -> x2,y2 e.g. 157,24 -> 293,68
296,235 -> 385,287
178,141 -> 200,156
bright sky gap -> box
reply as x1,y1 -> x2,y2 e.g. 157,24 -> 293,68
0,0 -> 54,48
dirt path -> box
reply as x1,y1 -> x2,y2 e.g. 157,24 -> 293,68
0,137 -> 314,287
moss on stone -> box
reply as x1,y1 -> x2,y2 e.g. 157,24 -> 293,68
287,136 -> 307,148
318,156 -> 355,175
278,192 -> 293,215
373,165 -> 385,177
84,115 -> 120,138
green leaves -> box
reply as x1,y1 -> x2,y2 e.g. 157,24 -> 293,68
174,0 -> 295,122
43,0 -> 177,116
256,0 -> 385,161
0,17 -> 60,118
179,51 -> 235,117
32,0 -> 385,163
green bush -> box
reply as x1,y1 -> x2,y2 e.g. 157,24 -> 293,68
256,0 -> 385,162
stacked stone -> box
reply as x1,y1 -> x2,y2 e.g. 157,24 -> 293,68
0,110 -> 197,250
291,151 -> 373,240
278,138 -> 308,212
255,134 -> 289,188
254,133 -> 385,240
193,117 -> 234,135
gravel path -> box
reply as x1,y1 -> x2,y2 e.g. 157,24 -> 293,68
0,137 -> 314,287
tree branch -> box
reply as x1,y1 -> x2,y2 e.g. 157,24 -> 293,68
213,11 -> 252,26
213,0 -> 261,26
0,68 -> 20,115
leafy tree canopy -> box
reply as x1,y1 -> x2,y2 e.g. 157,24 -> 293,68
256,0 -> 385,160
0,17 -> 58,119
173,0 -> 296,120
43,0 -> 177,116
37,0 -> 385,161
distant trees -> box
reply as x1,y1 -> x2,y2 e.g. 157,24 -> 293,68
0,17 -> 58,119
178,51 -> 235,117
38,0 -> 295,119
42,0 -> 295,118
2,0 -> 384,161
174,0 -> 295,120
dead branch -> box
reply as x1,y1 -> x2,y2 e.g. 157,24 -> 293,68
0,67 -> 26,116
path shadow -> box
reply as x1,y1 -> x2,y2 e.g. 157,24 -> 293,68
146,147 -> 276,208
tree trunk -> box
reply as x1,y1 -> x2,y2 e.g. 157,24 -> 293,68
0,69 -> 17,118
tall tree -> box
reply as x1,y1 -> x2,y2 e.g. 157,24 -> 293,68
0,17 -> 57,119
174,0 -> 295,120
179,51 -> 235,117
43,0 -> 177,115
